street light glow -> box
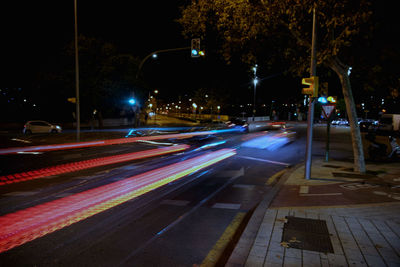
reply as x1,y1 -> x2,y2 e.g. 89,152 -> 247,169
347,66 -> 352,76
128,98 -> 136,105
253,78 -> 259,86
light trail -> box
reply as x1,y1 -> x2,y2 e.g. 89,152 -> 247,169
241,130 -> 295,151
0,131 -> 218,155
0,145 -> 189,186
0,148 -> 236,253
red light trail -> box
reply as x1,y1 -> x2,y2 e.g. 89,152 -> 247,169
0,131 -> 217,155
0,145 -> 189,186
0,148 -> 236,253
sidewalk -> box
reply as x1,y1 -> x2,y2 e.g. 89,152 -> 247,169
227,159 -> 400,266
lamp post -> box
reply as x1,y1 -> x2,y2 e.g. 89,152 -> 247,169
74,0 -> 80,142
253,77 -> 258,121
252,64 -> 258,121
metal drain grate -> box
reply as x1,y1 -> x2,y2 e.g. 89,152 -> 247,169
281,216 -> 334,253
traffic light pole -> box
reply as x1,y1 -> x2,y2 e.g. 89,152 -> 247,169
305,7 -> 317,180
136,47 -> 191,79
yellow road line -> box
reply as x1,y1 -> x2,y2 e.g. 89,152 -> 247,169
266,169 -> 287,186
201,212 -> 246,267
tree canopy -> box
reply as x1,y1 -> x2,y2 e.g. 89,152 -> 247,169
179,0 -> 372,75
179,0 -> 376,172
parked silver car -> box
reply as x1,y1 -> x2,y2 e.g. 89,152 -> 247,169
23,120 -> 62,134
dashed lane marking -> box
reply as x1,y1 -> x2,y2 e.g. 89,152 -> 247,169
217,167 -> 245,178
3,191 -> 39,197
299,193 -> 343,196
56,193 -> 75,198
212,203 -> 241,210
236,155 -> 290,167
160,199 -> 190,206
232,184 -> 255,189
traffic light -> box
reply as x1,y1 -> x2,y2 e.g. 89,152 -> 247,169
67,97 -> 76,103
191,38 -> 200,58
327,96 -> 337,103
301,76 -> 319,97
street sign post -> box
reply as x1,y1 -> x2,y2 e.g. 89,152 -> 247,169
322,104 -> 336,161
304,7 -> 317,180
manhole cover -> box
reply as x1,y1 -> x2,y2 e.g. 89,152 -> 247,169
281,216 -> 334,253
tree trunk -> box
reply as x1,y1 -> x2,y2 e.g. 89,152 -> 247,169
329,57 -> 366,173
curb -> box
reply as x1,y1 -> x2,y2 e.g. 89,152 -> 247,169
225,165 -> 299,266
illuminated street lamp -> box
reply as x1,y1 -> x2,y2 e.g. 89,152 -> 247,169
253,78 -> 259,87
253,77 -> 259,121
252,64 -> 258,121
128,98 -> 136,105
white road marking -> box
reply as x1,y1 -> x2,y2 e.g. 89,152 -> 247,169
160,199 -> 190,206
299,185 -> 309,194
236,155 -> 290,167
212,203 -> 241,210
299,193 -> 343,196
217,167 -> 245,179
11,138 -> 32,144
340,183 -> 379,190
56,193 -> 75,198
373,191 -> 387,196
3,191 -> 39,197
232,184 -> 255,189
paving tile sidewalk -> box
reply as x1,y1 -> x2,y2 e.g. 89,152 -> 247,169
227,159 -> 400,267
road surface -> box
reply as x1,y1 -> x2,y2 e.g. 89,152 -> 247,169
0,124 -> 354,266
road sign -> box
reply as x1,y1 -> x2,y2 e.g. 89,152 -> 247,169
322,104 -> 336,119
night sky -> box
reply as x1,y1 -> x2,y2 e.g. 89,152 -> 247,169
2,1 -> 299,104
2,1 -> 399,120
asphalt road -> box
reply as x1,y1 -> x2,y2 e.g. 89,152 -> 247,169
0,124 -> 355,266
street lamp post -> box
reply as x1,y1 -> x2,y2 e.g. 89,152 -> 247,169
136,47 -> 191,79
74,0 -> 80,142
253,77 -> 258,121
252,64 -> 258,121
